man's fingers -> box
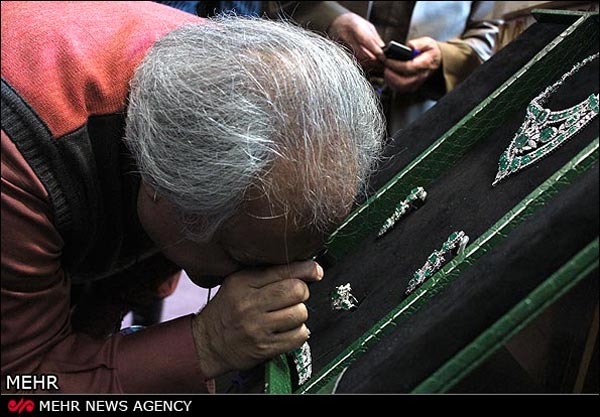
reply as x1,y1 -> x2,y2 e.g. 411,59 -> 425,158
359,31 -> 384,57
410,49 -> 440,71
358,45 -> 377,62
271,324 -> 311,353
364,42 -> 384,61
405,37 -> 441,71
406,36 -> 436,51
384,68 -> 427,94
268,303 -> 309,333
248,261 -> 323,288
369,26 -> 385,58
384,57 -> 422,76
260,278 -> 310,311
384,50 -> 438,75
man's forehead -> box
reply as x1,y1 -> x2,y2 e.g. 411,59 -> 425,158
216,181 -> 328,262
219,207 -> 324,265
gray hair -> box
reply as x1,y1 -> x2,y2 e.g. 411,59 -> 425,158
125,16 -> 385,241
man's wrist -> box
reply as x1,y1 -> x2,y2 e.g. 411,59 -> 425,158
191,313 -> 225,379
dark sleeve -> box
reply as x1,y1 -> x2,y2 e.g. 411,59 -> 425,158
1,130 -> 211,393
151,1 -> 201,15
267,1 -> 350,33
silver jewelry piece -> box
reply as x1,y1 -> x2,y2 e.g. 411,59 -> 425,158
405,231 -> 470,295
331,283 -> 358,311
493,53 -> 599,186
291,341 -> 312,385
378,187 -> 427,237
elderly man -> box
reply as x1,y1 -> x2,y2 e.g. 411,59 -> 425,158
1,2 -> 384,393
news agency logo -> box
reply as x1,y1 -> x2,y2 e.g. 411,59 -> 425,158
7,398 -> 35,414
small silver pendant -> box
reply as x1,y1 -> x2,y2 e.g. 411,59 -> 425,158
331,283 -> 358,311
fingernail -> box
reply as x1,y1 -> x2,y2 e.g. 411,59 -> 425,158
316,264 -> 324,280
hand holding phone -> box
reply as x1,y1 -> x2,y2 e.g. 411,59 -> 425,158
382,37 -> 442,94
383,40 -> 420,61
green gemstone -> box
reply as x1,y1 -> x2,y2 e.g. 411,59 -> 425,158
566,116 -> 577,126
527,104 -> 538,115
556,134 -> 566,142
539,127 -> 554,142
569,126 -> 576,134
589,94 -> 598,106
536,109 -> 548,122
499,153 -> 509,171
413,272 -> 420,280
515,134 -> 529,148
424,269 -> 433,278
521,155 -> 531,165
428,252 -> 438,264
511,157 -> 520,170
442,242 -> 451,251
535,149 -> 543,158
408,188 -> 419,200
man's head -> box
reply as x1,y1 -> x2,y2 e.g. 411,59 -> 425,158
126,16 -> 385,286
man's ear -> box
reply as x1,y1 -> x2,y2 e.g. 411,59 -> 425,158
141,180 -> 160,203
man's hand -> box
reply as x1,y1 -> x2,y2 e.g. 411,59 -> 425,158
191,261 -> 323,378
383,37 -> 442,94
328,12 -> 385,64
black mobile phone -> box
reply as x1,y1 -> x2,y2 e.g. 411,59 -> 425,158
383,40 -> 416,61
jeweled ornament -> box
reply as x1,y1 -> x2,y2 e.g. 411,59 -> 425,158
405,230 -> 470,295
493,53 -> 599,186
377,187 -> 427,237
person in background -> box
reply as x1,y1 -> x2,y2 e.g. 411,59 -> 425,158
284,1 -> 501,134
154,1 -> 263,17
